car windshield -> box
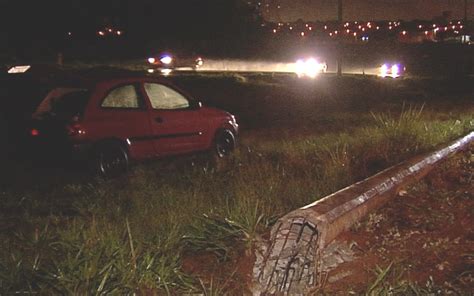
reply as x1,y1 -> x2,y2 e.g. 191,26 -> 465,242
34,88 -> 90,119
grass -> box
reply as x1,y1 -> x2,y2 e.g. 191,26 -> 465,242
1,74 -> 473,293
363,263 -> 444,296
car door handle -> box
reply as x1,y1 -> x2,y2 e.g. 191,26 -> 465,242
155,117 -> 163,123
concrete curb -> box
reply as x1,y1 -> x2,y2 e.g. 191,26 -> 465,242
252,131 -> 474,295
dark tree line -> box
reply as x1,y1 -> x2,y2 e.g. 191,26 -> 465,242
1,0 -> 263,60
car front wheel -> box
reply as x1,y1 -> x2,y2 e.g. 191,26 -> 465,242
214,129 -> 236,158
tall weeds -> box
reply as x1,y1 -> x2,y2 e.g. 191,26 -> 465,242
1,101 -> 472,294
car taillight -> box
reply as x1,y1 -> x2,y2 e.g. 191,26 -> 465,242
31,128 -> 40,136
66,123 -> 86,136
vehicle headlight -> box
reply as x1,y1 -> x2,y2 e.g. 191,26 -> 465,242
391,64 -> 399,77
379,64 -> 388,77
160,55 -> 173,65
295,58 -> 324,78
148,57 -> 156,64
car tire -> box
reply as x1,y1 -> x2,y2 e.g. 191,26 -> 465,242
213,129 -> 236,158
92,142 -> 129,178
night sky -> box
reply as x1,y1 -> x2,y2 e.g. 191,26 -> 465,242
1,1 -> 257,44
1,0 -> 472,59
262,0 -> 474,21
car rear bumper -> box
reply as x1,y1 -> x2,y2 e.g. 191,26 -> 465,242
27,137 -> 92,166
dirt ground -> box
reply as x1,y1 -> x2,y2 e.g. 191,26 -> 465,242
322,145 -> 474,295
180,145 -> 473,295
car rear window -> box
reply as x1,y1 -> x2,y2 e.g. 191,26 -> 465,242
34,88 -> 90,119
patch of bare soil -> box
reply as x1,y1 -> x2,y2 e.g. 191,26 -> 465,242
181,245 -> 255,294
322,146 -> 474,294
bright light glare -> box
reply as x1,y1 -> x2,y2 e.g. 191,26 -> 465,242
160,69 -> 172,76
160,56 -> 173,65
8,65 -> 31,74
379,64 -> 388,77
379,63 -> 401,78
148,57 -> 156,64
391,64 -> 399,77
294,58 -> 326,78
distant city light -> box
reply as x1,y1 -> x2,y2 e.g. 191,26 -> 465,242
261,18 -> 467,44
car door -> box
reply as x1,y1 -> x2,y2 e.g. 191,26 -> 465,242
141,82 -> 209,156
87,83 -> 155,160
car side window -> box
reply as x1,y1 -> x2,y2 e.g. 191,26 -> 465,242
144,83 -> 190,110
101,84 -> 142,109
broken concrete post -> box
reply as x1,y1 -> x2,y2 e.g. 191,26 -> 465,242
253,131 -> 474,295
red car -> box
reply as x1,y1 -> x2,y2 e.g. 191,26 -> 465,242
30,73 -> 238,176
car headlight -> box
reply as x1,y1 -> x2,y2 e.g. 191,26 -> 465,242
380,64 -> 388,77
295,58 -> 325,78
379,63 -> 402,78
148,57 -> 156,64
391,64 -> 399,77
160,55 -> 173,65
196,57 -> 203,66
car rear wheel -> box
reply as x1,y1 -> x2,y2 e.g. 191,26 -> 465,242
93,142 -> 129,177
214,129 -> 236,158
